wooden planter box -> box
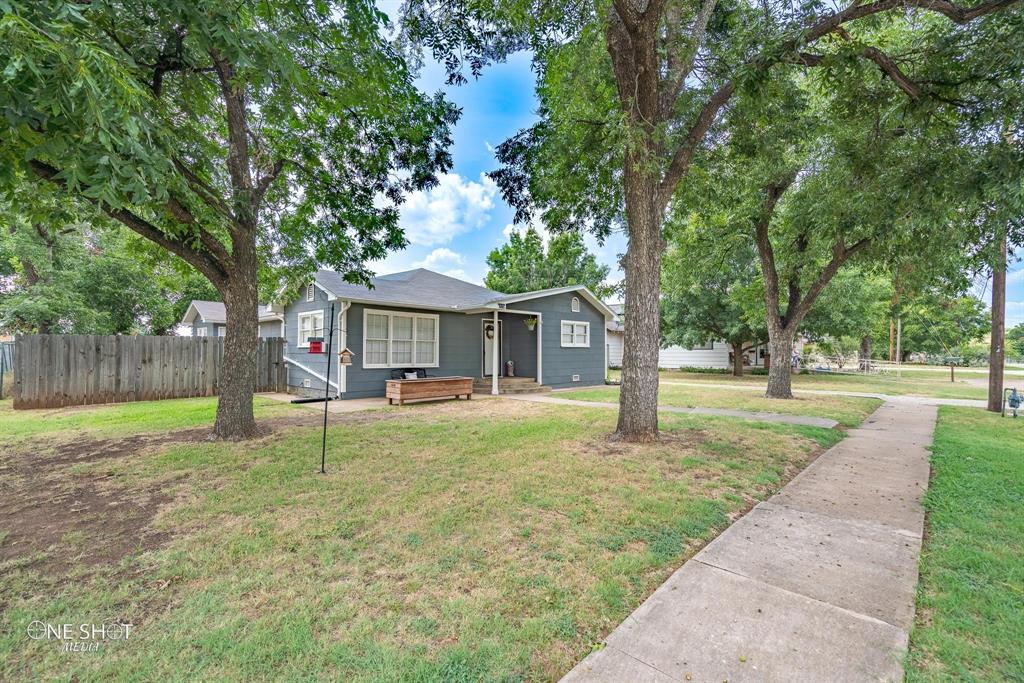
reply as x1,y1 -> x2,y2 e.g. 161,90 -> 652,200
385,376 -> 473,405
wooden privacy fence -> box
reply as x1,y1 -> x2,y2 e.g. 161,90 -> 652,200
12,334 -> 286,409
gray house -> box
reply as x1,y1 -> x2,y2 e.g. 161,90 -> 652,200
181,300 -> 283,338
273,268 -> 613,399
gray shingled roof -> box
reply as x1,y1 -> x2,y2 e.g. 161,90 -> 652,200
314,268 -> 504,309
311,268 -> 615,318
184,301 -> 280,324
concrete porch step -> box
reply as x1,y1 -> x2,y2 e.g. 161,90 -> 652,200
473,378 -> 551,395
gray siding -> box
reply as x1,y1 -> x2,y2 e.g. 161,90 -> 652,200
258,320 -> 283,338
501,312 -> 537,378
281,287 -> 607,398
343,303 -> 484,399
190,320 -> 224,337
283,285 -> 336,395
521,292 -> 606,389
191,319 -> 281,339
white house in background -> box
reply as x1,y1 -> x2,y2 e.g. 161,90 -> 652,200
181,300 -> 283,338
605,303 -> 782,370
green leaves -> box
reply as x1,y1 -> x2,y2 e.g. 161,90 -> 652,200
484,226 -> 614,297
1,0 -> 459,292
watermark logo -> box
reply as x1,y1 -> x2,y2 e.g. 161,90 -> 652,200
26,621 -> 133,653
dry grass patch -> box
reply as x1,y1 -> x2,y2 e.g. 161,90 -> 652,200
2,396 -> 838,682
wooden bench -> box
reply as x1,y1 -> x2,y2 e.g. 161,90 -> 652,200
385,376 -> 474,405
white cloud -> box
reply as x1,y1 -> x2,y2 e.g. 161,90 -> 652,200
1007,268 -> 1024,284
1006,300 -> 1024,327
439,268 -> 472,282
502,216 -> 550,245
415,247 -> 464,269
399,173 -> 497,247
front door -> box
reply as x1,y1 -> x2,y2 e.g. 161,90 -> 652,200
482,320 -> 502,377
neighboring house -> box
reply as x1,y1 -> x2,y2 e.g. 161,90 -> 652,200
605,303 -> 789,370
181,301 -> 284,338
273,268 -> 614,399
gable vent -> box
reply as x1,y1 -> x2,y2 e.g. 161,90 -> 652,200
306,284 -> 315,302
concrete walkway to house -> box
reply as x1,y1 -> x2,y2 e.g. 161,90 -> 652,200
504,394 -> 840,429
562,401 -> 937,682
660,379 -> 987,407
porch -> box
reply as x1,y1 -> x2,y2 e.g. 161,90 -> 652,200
475,309 -> 551,395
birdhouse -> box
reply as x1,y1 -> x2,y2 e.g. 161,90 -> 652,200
339,347 -> 354,366
307,337 -> 324,354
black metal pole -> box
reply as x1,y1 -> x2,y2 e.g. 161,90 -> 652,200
321,302 -> 335,474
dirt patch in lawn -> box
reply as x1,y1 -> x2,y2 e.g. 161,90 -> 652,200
0,409 -> 395,577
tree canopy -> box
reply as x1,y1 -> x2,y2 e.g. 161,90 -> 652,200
484,227 -> 613,297
405,0 -> 1023,439
1,0 -> 458,437
660,218 -> 764,375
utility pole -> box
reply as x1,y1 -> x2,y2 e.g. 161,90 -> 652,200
988,233 -> 1007,413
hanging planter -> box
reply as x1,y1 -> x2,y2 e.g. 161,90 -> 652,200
524,317 -> 538,331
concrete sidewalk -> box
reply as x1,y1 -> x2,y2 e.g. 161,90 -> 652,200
562,402 -> 937,682
505,393 -> 840,429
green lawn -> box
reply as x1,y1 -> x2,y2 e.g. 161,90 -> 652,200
906,407 -> 1024,681
0,395 -> 839,681
0,394 -> 300,448
639,369 -> 991,400
561,383 -> 882,427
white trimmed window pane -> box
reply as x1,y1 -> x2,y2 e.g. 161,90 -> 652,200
312,315 -> 324,338
392,340 -> 413,364
366,340 -> 388,365
416,317 -> 436,341
393,315 -> 413,340
415,341 -> 435,364
366,313 -> 389,340
562,333 -> 573,345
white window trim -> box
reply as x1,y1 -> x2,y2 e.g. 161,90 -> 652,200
571,296 -> 580,313
195,326 -> 207,337
362,308 -> 440,369
297,309 -> 325,348
560,320 -> 590,348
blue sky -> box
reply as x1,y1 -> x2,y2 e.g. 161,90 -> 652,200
371,42 -> 1023,327
372,51 -> 630,292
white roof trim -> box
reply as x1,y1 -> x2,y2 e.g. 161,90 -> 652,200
180,302 -> 224,325
493,285 -> 615,318
180,302 -> 199,326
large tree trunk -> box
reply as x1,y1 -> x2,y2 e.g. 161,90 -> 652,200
212,235 -> 259,439
765,325 -> 795,399
859,336 -> 872,372
615,167 -> 663,442
731,342 -> 745,377
988,233 -> 1007,412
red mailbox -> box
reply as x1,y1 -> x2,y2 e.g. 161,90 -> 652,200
307,337 -> 324,354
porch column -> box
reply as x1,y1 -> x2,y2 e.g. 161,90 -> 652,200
492,310 -> 500,395
536,313 -> 542,385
